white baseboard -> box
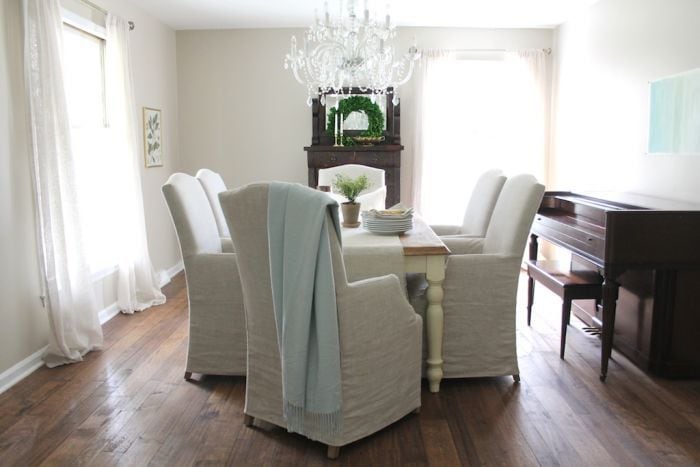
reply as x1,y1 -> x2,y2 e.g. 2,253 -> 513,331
98,302 -> 121,325
0,346 -> 47,395
159,261 -> 184,287
0,260 -> 185,396
0,297 -> 123,395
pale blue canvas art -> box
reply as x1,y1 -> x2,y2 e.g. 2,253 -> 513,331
648,68 -> 700,155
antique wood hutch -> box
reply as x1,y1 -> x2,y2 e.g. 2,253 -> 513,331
304,88 -> 403,207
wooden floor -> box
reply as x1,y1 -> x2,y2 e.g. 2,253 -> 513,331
1,272 -> 700,466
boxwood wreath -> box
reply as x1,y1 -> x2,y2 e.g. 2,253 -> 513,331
326,96 -> 384,145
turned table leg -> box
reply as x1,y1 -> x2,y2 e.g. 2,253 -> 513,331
425,255 -> 446,393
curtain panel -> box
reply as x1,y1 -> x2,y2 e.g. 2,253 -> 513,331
105,14 -> 166,313
23,0 -> 103,367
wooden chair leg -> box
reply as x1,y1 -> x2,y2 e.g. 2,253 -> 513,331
184,371 -> 193,381
327,445 -> 340,460
513,374 -> 520,383
527,275 -> 535,326
560,298 -> 572,359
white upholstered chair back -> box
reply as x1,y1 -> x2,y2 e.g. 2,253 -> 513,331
461,169 -> 506,236
162,173 -> 221,259
318,164 -> 385,195
318,164 -> 387,211
195,168 -> 230,238
483,174 -> 545,256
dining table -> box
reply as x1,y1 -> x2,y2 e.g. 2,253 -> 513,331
341,216 -> 450,393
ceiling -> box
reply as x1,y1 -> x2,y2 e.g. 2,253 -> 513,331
130,0 -> 600,30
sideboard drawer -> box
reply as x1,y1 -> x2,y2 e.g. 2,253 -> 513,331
308,152 -> 353,168
354,151 -> 399,168
308,151 -> 400,169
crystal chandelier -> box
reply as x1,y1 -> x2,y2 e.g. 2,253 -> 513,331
284,0 -> 420,106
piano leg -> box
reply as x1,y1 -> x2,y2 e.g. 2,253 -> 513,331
600,278 -> 619,381
529,234 -> 539,261
528,234 -> 538,326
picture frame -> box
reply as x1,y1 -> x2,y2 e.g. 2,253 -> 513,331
143,107 -> 163,167
648,68 -> 700,156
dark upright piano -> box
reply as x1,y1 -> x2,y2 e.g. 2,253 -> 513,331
530,191 -> 700,380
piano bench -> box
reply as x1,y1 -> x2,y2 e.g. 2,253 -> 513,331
526,260 -> 603,359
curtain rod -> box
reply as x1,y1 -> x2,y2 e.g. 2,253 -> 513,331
446,47 -> 552,55
77,0 -> 135,30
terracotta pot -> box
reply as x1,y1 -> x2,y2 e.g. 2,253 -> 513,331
341,202 -> 361,228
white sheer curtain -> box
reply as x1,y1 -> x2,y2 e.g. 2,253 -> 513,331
23,0 -> 103,367
105,14 -> 165,313
509,49 -> 548,185
415,49 -> 548,224
409,49 -> 453,215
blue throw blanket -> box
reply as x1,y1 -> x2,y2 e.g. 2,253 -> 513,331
267,182 -> 342,436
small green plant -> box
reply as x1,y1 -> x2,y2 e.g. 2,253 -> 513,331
333,174 -> 370,204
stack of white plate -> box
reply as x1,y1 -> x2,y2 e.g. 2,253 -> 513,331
361,207 -> 414,235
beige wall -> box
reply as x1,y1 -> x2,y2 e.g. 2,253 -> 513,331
550,0 -> 700,202
176,27 -> 553,199
0,0 -> 49,374
0,0 -> 181,376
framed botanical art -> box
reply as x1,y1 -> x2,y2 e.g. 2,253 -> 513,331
143,107 -> 163,167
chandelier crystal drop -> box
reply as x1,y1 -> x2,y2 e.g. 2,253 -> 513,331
284,0 -> 420,106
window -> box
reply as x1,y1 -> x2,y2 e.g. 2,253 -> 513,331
419,55 -> 546,224
62,14 -> 121,277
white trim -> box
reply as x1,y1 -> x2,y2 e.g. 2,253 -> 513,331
0,346 -> 47,395
60,7 -> 106,39
159,261 -> 184,287
98,302 -> 121,325
0,297 -> 124,395
0,260 -> 184,395
91,264 -> 119,282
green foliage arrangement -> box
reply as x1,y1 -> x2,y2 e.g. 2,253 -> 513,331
326,96 -> 385,144
332,174 -> 371,204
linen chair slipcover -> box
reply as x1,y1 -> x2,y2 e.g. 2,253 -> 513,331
195,168 -> 231,244
219,183 -> 422,458
162,173 -> 246,378
318,163 -> 388,211
431,169 -> 506,251
417,174 -> 544,380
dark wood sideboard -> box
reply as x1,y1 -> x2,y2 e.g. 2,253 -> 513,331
305,145 -> 402,207
304,88 -> 403,208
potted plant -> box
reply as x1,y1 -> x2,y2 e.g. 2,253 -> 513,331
333,174 -> 370,228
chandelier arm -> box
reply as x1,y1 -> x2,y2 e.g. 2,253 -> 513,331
285,0 -> 419,101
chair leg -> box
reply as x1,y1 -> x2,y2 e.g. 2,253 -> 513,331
184,371 -> 193,381
243,414 -> 254,427
561,298 -> 572,359
327,445 -> 340,460
527,275 -> 535,326
513,374 -> 520,383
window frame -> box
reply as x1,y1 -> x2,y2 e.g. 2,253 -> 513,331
61,8 -> 118,281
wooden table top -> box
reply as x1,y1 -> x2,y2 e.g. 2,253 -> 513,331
399,216 -> 451,256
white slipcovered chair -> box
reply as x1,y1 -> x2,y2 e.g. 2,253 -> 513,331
318,164 -> 387,211
431,169 -> 506,252
219,183 -> 422,459
422,174 -> 544,380
195,168 -> 232,251
162,173 -> 246,379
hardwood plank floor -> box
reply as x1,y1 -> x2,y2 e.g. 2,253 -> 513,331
1,272 -> 699,466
